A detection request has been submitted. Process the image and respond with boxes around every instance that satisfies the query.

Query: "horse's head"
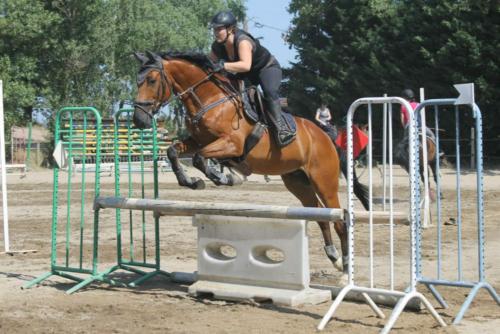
[132,51,173,129]
[133,50,234,130]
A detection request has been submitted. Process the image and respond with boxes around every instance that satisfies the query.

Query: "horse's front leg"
[167,138,205,190]
[192,136,244,186]
[192,153,242,186]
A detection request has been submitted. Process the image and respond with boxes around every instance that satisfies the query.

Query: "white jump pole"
[420,87,431,228]
[0,80,10,253]
[0,81,36,255]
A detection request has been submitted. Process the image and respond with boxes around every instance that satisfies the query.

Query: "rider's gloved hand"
[212,59,225,72]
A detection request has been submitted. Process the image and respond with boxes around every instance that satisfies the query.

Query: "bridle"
[133,61,175,121]
[134,58,243,126]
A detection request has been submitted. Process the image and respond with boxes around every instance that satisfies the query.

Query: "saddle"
[240,83,296,133]
[241,85,264,123]
[217,80,296,175]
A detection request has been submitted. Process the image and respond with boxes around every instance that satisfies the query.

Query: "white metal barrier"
[318,97,446,333]
[415,85,500,324]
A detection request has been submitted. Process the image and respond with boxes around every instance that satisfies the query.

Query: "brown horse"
[132,51,368,275]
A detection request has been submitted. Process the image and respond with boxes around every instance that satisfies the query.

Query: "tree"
[287,0,399,120]
[0,0,245,124]
[286,0,499,159]
[396,0,500,146]
[0,0,60,137]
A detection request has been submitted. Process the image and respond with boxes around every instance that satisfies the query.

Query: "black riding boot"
[265,99,295,147]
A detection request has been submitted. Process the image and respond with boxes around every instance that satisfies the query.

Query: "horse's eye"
[147,78,156,85]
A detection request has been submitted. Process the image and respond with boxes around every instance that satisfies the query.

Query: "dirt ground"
[0,166,499,333]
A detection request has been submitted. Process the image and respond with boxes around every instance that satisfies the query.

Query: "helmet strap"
[220,26,233,44]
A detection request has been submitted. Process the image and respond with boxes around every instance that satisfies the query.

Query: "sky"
[245,0,298,68]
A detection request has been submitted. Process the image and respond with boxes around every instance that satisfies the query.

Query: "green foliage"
[287,0,401,119]
[0,0,60,135]
[0,0,244,130]
[287,0,499,112]
[286,0,499,158]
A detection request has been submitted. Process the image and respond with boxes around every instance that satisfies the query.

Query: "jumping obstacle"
[190,215,330,306]
[0,80,37,255]
[24,107,168,293]
[23,107,118,293]
[95,197,344,220]
[102,109,169,287]
[318,97,446,333]
[415,85,500,324]
[94,197,349,306]
[0,80,10,254]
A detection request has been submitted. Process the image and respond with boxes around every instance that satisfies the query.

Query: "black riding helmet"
[401,88,415,100]
[211,11,237,28]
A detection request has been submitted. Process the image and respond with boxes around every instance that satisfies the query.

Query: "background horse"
[396,129,439,200]
[132,51,369,275]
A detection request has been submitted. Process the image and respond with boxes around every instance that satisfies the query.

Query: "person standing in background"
[315,103,337,141]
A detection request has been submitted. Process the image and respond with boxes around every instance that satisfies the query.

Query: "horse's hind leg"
[281,170,343,272]
[167,139,205,190]
[192,153,242,186]
[429,157,444,199]
[303,163,349,275]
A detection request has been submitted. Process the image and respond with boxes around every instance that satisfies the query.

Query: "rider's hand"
[212,59,225,72]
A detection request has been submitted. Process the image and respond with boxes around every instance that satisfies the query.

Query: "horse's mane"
[159,51,216,71]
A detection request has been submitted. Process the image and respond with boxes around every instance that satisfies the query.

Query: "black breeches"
[319,123,338,142]
[250,64,282,101]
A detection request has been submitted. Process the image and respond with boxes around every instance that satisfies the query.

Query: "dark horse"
[132,51,369,275]
[396,128,439,200]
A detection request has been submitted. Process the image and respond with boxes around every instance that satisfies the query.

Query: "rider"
[400,89,419,128]
[208,10,295,147]
[315,103,338,141]
[400,88,437,147]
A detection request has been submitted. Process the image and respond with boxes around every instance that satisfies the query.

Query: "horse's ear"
[133,52,148,64]
[146,50,162,62]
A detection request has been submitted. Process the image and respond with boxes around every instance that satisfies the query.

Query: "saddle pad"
[281,112,297,133]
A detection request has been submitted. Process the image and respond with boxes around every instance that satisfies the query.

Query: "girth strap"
[232,122,267,163]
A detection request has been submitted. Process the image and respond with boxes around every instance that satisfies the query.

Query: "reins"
[134,58,245,126]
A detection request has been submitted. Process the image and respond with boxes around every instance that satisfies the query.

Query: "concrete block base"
[188,280,331,307]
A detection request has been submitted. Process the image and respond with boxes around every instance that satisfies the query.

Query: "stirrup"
[277,130,295,147]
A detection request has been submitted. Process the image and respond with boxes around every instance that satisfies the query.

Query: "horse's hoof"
[333,257,343,272]
[227,174,243,186]
[338,273,348,286]
[189,177,205,190]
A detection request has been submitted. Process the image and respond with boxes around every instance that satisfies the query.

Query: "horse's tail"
[336,146,370,211]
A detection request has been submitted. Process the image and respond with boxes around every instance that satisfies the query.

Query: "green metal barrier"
[24,107,168,292]
[24,107,118,294]
[105,108,168,285]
